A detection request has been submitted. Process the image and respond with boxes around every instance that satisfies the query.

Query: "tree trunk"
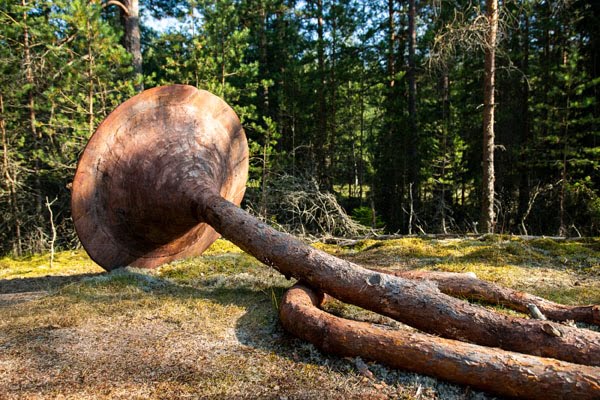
[259,5,269,217]
[480,0,498,233]
[123,0,143,92]
[385,0,405,230]
[387,0,395,90]
[379,269,600,325]
[438,66,450,233]
[407,0,416,124]
[358,67,365,203]
[199,190,600,366]
[279,284,600,400]
[315,0,330,191]
[329,9,337,191]
[407,0,418,192]
[517,12,531,233]
[87,18,95,137]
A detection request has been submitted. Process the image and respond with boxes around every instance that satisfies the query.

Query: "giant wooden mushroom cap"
[71,85,248,270]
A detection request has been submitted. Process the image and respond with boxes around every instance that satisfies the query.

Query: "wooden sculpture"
[72,85,600,399]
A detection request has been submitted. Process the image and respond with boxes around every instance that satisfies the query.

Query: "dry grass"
[1,237,599,399]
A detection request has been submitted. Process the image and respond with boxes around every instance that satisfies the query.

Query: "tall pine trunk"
[438,67,450,234]
[480,0,498,233]
[407,0,417,127]
[123,0,142,92]
[407,0,418,234]
[315,0,330,191]
[106,0,142,91]
[517,12,531,234]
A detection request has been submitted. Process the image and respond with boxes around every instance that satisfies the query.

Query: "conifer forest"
[1,0,599,256]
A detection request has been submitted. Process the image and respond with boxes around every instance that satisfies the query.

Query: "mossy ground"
[1,236,598,399]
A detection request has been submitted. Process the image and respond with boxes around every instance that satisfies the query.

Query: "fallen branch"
[203,194,600,366]
[378,269,600,326]
[73,87,600,397]
[279,284,600,400]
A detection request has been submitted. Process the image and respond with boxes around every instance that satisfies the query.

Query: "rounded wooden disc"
[72,85,248,270]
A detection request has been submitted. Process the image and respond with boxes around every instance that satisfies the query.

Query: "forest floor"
[1,236,599,399]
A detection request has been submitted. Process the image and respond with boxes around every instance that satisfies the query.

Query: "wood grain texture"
[72,85,248,269]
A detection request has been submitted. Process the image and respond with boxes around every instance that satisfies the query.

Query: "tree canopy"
[1,0,598,255]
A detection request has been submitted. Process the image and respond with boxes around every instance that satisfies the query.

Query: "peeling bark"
[279,284,600,400]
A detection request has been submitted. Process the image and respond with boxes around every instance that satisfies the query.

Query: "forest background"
[1,0,598,257]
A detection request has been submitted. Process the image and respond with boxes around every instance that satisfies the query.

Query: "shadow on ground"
[0,269,459,399]
[0,273,103,307]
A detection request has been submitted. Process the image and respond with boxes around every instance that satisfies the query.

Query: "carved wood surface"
[72,86,600,399]
[72,85,248,269]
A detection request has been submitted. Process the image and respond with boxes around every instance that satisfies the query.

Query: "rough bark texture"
[379,269,600,325]
[481,0,498,233]
[200,191,600,366]
[72,85,600,397]
[123,0,143,92]
[407,0,416,125]
[407,0,418,188]
[22,0,42,216]
[1,94,22,255]
[279,284,600,400]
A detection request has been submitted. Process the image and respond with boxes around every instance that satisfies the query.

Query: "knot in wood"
[367,273,382,286]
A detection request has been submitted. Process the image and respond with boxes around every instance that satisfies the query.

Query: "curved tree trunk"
[279,284,600,400]
[199,191,600,366]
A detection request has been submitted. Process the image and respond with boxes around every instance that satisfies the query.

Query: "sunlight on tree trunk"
[480,0,498,234]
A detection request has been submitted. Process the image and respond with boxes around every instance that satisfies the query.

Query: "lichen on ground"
[0,236,598,399]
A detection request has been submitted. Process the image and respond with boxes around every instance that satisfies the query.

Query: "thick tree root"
[279,284,600,400]
[376,269,600,325]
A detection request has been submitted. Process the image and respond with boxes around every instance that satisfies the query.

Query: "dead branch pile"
[249,174,371,237]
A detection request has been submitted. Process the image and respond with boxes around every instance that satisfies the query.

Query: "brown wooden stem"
[279,284,600,400]
[378,269,600,325]
[200,191,600,366]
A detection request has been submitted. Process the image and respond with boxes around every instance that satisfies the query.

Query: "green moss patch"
[1,236,598,399]
[0,249,103,280]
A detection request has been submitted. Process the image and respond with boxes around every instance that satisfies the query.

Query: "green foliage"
[1,0,599,257]
[0,0,134,255]
[351,206,384,229]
